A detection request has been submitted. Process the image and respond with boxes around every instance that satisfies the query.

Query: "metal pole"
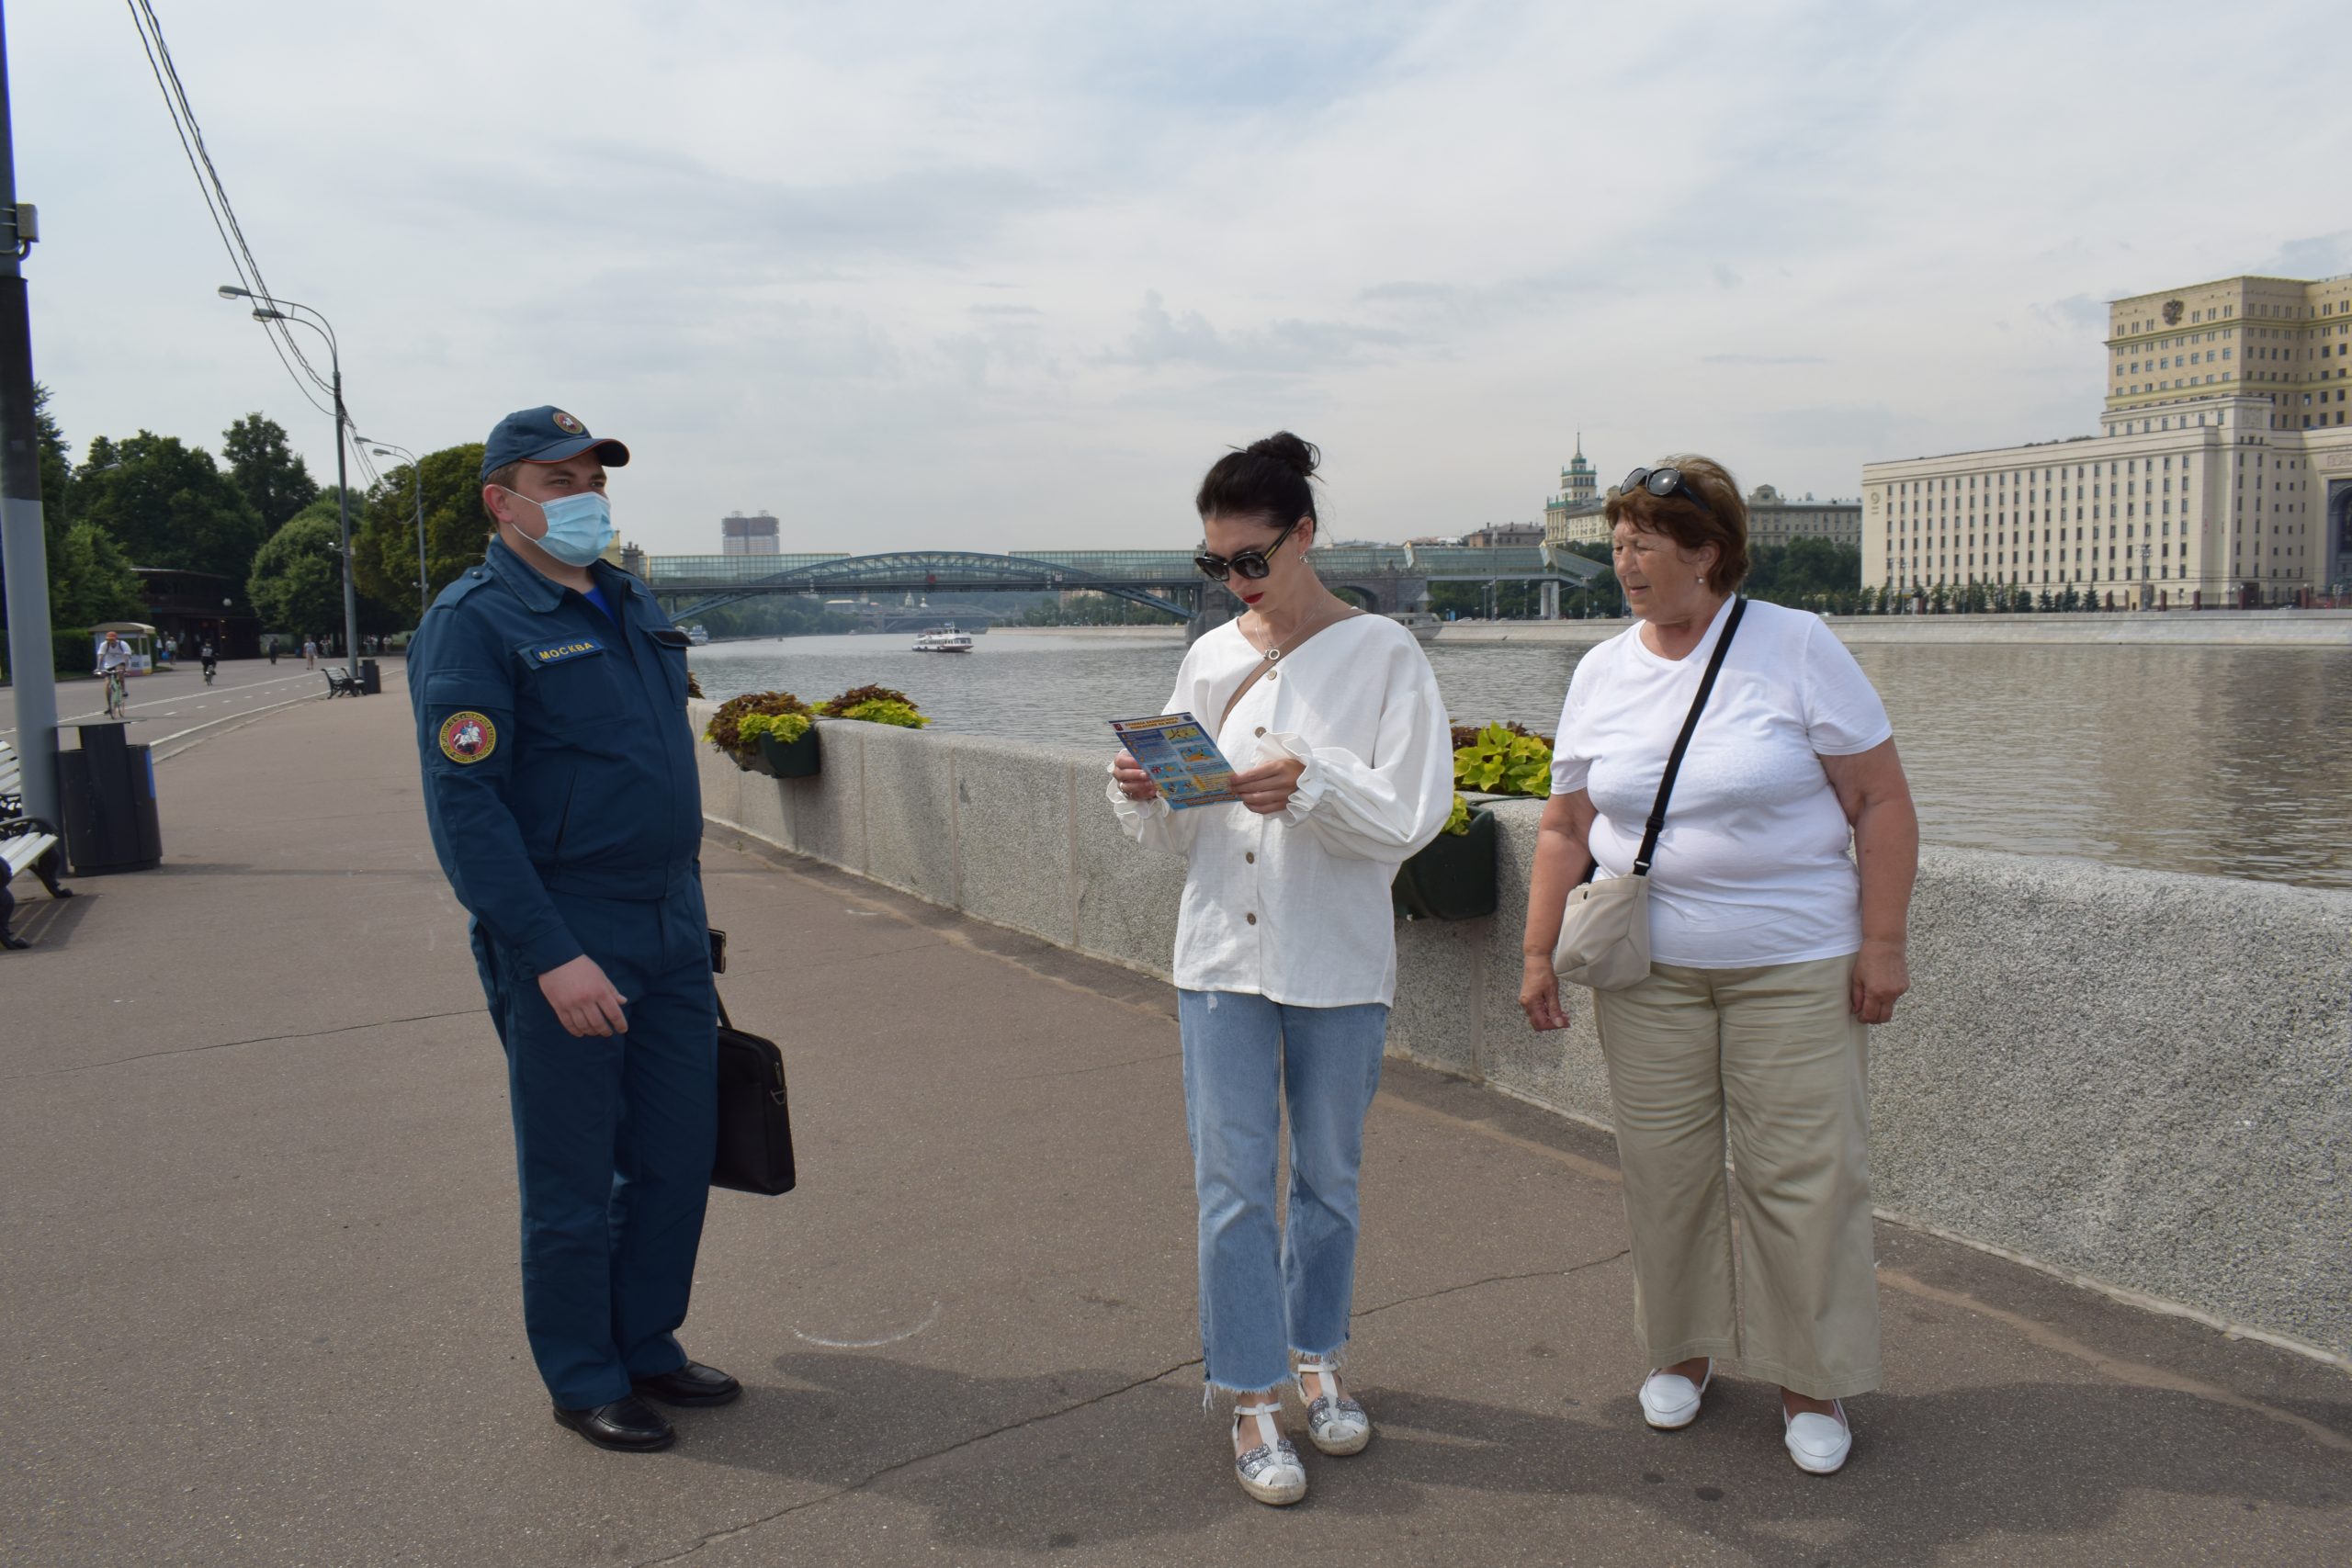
[0,4,60,824]
[329,359,361,682]
[412,460,426,623]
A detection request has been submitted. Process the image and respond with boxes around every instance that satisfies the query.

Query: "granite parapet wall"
[693,705,2352,1364]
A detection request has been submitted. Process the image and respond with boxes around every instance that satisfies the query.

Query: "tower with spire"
[1560,434,1596,507]
[1544,433,1608,545]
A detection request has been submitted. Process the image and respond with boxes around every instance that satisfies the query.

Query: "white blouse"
[1107,615,1454,1007]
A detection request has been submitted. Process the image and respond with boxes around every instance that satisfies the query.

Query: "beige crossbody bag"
[1552,597,1747,990]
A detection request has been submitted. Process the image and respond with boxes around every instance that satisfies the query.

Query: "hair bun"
[1246,431,1319,479]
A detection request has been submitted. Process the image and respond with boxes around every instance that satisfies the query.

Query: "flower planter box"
[755,728,822,779]
[1392,804,1498,921]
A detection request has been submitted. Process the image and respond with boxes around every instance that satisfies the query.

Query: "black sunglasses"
[1623,466,1707,510]
[1194,519,1302,581]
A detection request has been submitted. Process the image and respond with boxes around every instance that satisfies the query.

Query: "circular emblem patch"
[438,710,496,764]
[551,410,584,434]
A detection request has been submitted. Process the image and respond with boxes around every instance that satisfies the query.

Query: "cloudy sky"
[20,1,2351,557]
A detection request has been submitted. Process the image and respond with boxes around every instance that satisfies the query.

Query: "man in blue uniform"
[409,405,733,1452]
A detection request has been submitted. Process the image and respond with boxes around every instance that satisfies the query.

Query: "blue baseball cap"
[480,405,631,481]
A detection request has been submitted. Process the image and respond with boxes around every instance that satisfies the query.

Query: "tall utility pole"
[0,4,60,824]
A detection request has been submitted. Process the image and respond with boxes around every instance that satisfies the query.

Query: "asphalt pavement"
[0,684,2346,1566]
[0,655,365,759]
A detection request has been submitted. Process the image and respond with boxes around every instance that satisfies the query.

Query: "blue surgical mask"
[501,487,615,567]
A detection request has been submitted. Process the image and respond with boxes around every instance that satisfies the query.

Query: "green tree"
[246,502,350,643]
[352,443,494,621]
[220,412,319,532]
[51,522,146,632]
[69,430,268,582]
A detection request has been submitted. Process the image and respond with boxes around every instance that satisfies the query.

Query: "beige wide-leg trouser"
[1590,953,1881,1399]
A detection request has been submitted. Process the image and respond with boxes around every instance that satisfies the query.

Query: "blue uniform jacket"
[409,539,702,976]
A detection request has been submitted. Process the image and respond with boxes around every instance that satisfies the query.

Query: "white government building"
[1862,272,2352,608]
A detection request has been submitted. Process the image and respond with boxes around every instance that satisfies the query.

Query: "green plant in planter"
[1453,721,1554,798]
[738,711,811,746]
[705,690,812,770]
[1440,791,1473,836]
[818,684,930,728]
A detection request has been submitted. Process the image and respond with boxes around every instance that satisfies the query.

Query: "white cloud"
[18,0,2352,554]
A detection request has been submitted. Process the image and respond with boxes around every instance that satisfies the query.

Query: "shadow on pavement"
[665,1353,2347,1562]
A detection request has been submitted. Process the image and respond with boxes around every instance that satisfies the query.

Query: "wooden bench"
[0,741,71,950]
[323,665,364,698]
[0,735,22,818]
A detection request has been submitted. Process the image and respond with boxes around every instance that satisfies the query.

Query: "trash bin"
[356,658,381,695]
[57,723,163,875]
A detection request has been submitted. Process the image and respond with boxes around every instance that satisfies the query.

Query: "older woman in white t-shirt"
[1520,455,1919,1477]
[1109,432,1453,1506]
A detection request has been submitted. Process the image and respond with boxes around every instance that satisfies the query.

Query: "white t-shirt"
[1550,598,1892,969]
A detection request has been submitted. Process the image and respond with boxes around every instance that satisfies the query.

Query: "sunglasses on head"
[1193,518,1302,581]
[1623,466,1707,510]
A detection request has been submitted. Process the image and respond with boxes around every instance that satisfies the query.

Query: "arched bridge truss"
[651,551,1198,624]
[646,545,1608,624]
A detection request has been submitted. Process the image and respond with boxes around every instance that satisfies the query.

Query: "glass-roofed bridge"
[644,545,1606,624]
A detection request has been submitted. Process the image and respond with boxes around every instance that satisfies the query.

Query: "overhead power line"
[124,0,381,486]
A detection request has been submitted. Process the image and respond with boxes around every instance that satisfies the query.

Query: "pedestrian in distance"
[1519,456,1919,1477]
[199,639,217,685]
[266,635,278,665]
[302,637,317,670]
[407,405,728,1454]
[1109,433,1453,1506]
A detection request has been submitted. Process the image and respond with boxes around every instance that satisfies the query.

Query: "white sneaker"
[1232,1399,1306,1506]
[1294,1355,1371,1456]
[1637,1359,1712,1430]
[1783,1398,1851,1475]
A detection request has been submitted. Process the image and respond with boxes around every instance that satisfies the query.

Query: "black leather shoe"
[631,1360,741,1407]
[552,1394,675,1451]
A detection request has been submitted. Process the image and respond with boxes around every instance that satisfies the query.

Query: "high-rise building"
[721,512,780,555]
[1863,272,2352,608]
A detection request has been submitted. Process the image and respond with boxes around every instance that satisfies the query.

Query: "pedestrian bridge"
[645,545,1606,623]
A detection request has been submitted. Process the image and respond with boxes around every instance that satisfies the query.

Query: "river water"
[691,630,2352,891]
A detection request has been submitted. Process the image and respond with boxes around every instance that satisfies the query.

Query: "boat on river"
[684,624,710,646]
[1385,611,1442,643]
[913,623,974,653]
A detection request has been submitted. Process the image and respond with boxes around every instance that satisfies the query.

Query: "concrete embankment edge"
[1435,610,2352,648]
[693,705,2352,1368]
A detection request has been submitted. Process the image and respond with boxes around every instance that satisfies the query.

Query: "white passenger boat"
[913,623,974,653]
[685,624,711,646]
[1385,611,1442,643]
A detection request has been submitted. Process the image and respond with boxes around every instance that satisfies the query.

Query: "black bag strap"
[1632,596,1747,877]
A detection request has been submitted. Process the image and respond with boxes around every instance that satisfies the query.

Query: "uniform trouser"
[1589,953,1881,1401]
[1177,990,1389,1395]
[471,883,718,1410]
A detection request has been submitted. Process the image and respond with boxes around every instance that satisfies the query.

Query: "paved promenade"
[2,684,2346,1566]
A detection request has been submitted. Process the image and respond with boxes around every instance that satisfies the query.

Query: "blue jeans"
[1177,989,1389,1394]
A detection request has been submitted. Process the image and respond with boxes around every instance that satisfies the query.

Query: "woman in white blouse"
[1520,456,1918,1477]
[1110,432,1453,1506]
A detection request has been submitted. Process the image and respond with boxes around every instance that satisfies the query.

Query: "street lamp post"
[358,436,427,624]
[218,286,363,687]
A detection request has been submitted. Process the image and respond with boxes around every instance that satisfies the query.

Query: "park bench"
[0,739,71,951]
[323,665,364,698]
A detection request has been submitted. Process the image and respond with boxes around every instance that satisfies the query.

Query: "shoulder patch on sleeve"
[437,711,497,764]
